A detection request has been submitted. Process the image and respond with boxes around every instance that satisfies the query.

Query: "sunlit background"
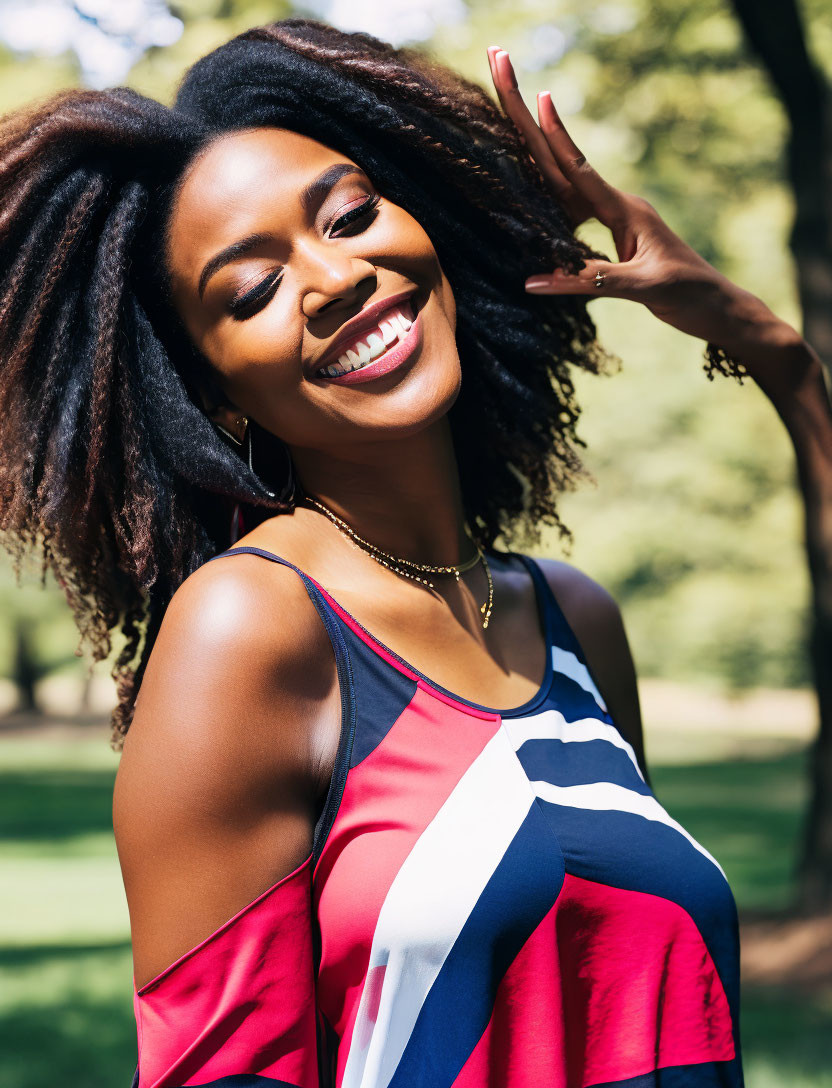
[1,1,830,1086]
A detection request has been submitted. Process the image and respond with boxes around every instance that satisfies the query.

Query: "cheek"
[382,204,448,294]
[202,308,301,397]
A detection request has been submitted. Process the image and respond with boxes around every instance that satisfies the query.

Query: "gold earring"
[214,415,248,448]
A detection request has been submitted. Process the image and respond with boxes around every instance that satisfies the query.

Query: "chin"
[357,352,462,438]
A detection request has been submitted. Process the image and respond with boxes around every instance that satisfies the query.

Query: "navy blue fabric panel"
[342,625,418,767]
[388,801,566,1088]
[538,801,742,1077]
[540,669,615,727]
[517,554,620,728]
[517,737,651,795]
[514,553,585,661]
[588,1058,741,1087]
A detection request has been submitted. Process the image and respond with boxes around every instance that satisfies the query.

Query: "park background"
[0,0,830,1085]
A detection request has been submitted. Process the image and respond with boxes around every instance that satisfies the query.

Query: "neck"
[289,419,475,567]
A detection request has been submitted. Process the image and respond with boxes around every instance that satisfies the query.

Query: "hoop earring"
[213,416,247,448]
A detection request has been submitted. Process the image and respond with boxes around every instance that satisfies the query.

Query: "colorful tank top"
[129,546,744,1088]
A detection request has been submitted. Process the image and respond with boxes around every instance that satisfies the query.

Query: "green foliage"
[0,0,825,695]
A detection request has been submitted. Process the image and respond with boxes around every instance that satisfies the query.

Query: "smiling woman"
[3,13,825,1088]
[164,126,459,448]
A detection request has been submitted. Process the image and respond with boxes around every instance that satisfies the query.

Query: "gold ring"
[593,270,606,289]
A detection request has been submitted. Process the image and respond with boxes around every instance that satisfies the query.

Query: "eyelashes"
[329,192,380,235]
[227,268,283,319]
[227,193,381,321]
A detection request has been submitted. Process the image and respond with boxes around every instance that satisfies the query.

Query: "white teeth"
[366,332,386,360]
[379,319,397,346]
[318,301,416,378]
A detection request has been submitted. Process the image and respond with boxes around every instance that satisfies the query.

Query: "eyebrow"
[197,163,367,300]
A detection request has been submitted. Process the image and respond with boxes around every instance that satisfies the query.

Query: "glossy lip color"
[318,308,423,386]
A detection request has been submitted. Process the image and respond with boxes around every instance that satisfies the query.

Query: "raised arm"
[113,555,340,1088]
[486,46,832,504]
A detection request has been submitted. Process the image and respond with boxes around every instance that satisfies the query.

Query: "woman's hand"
[486,46,802,366]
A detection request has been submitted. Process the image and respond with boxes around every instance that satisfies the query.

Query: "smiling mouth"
[314,297,418,380]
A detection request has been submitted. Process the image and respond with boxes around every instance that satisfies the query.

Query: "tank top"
[129,545,744,1088]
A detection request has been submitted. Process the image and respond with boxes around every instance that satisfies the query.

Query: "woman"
[1,18,829,1088]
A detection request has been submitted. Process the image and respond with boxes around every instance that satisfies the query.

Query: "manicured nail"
[525,277,553,290]
[495,50,517,88]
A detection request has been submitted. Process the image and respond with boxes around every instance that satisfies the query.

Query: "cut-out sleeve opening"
[133,853,322,1088]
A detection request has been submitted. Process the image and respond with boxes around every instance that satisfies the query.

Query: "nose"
[297,238,376,320]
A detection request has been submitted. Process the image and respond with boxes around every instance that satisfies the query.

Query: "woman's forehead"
[165,127,361,280]
[186,128,355,199]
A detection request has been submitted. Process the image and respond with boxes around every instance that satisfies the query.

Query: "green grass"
[1,727,830,1087]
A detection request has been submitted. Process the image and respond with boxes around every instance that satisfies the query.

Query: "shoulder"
[124,549,336,773]
[114,551,341,989]
[532,556,649,781]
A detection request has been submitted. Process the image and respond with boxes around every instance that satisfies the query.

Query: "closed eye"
[329,193,380,237]
[227,269,283,321]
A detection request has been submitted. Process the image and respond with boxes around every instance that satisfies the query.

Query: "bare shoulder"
[113,550,339,991]
[123,551,334,770]
[533,557,650,783]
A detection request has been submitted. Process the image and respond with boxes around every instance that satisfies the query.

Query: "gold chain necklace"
[303,496,494,629]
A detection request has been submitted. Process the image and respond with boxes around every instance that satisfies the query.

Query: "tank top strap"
[508,551,612,721]
[204,545,358,866]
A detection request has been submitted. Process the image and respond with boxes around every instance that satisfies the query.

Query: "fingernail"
[495,50,517,88]
[525,277,553,290]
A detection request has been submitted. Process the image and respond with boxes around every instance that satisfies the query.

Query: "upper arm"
[536,558,650,786]
[113,555,339,992]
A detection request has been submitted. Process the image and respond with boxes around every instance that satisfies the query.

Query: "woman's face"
[165,126,459,452]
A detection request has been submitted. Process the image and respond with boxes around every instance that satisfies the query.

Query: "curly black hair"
[0,18,616,749]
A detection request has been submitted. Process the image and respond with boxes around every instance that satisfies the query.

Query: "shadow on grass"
[0,768,117,844]
[741,985,832,1081]
[0,942,136,1088]
[650,747,810,911]
[0,939,131,970]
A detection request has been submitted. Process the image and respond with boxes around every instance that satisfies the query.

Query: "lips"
[317,307,423,386]
[316,304,415,379]
[312,290,418,378]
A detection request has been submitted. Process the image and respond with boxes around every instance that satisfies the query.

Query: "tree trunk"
[729,0,832,911]
[12,619,37,713]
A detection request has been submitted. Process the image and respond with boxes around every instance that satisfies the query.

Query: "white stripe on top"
[340,728,535,1088]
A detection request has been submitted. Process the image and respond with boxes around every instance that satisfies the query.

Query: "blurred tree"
[728,0,832,911]
[11,619,38,712]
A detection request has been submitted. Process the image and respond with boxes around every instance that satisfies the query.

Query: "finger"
[524,261,635,298]
[487,48,575,205]
[536,92,625,226]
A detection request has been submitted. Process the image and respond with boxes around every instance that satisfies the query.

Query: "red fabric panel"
[312,684,500,1076]
[454,872,735,1087]
[134,854,319,1088]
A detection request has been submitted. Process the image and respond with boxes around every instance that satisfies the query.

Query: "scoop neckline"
[311,549,556,719]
